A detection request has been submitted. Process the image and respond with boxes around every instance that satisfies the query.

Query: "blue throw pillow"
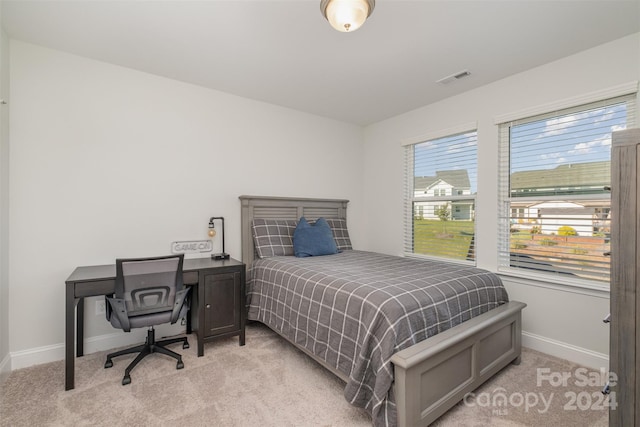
[293,217,339,257]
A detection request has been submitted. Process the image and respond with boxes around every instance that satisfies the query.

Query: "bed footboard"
[391,301,526,427]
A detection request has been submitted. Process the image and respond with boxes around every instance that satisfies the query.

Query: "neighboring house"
[527,201,595,236]
[510,161,611,236]
[510,161,610,197]
[414,170,474,220]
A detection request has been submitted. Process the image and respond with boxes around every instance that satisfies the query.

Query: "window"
[404,127,477,262]
[498,93,636,284]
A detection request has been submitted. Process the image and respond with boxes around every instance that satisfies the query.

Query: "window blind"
[497,93,637,284]
[404,129,478,262]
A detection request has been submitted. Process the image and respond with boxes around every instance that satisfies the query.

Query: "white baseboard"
[10,325,184,370]
[0,352,10,375]
[7,328,607,372]
[10,342,66,370]
[522,331,609,369]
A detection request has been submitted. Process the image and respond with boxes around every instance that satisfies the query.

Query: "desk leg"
[196,281,204,357]
[239,273,246,346]
[186,308,192,335]
[197,331,204,357]
[65,284,78,391]
[77,298,84,357]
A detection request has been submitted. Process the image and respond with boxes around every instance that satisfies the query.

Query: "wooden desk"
[65,257,245,390]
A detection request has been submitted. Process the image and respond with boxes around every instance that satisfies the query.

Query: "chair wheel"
[183,342,189,349]
[122,375,131,386]
[176,360,184,370]
[105,360,113,369]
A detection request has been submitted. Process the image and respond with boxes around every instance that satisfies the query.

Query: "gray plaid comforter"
[247,250,508,426]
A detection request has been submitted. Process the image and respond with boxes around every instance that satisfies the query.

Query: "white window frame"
[496,84,638,290]
[402,123,478,264]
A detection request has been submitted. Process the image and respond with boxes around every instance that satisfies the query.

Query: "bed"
[239,195,526,427]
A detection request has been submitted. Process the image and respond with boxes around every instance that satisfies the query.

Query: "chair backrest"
[115,254,184,318]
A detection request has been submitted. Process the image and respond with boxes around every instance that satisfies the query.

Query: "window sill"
[403,252,475,267]
[403,253,610,298]
[497,268,610,299]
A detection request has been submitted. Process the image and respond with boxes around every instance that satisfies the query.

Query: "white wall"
[0,6,10,376]
[362,33,640,368]
[8,41,364,365]
[7,31,640,372]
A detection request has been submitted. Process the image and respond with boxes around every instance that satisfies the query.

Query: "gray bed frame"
[239,195,526,426]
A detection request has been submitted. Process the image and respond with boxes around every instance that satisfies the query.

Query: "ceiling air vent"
[437,70,471,85]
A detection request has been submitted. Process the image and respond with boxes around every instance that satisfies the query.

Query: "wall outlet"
[95,299,106,316]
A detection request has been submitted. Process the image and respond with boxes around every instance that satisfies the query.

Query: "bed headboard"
[239,195,349,269]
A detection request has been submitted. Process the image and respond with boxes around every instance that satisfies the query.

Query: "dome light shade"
[320,0,375,32]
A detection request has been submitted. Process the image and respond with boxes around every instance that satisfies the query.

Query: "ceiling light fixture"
[320,0,375,32]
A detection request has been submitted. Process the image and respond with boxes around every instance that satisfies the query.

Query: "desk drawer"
[183,271,198,284]
[75,273,198,298]
[75,280,115,298]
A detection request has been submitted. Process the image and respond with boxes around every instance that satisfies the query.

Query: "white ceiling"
[2,0,639,126]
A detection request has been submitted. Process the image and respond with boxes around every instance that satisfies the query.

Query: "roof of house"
[510,161,610,195]
[415,170,471,190]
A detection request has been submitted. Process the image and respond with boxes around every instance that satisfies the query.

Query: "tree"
[529,225,541,240]
[558,225,577,242]
[558,225,577,236]
[435,205,450,234]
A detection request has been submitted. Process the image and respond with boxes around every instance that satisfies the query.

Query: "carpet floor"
[0,323,609,426]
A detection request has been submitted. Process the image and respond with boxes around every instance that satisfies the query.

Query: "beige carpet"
[0,323,609,426]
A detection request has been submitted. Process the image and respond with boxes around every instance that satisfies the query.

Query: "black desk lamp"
[208,216,230,260]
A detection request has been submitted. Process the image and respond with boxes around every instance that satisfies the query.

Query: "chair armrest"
[171,288,191,324]
[106,296,131,332]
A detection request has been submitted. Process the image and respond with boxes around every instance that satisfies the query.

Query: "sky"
[413,100,629,196]
[510,102,628,174]
[414,131,478,193]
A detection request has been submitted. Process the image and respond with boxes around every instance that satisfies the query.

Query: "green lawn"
[413,220,609,281]
[413,219,475,260]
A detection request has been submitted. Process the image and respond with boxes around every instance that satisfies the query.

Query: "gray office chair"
[104,254,191,385]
